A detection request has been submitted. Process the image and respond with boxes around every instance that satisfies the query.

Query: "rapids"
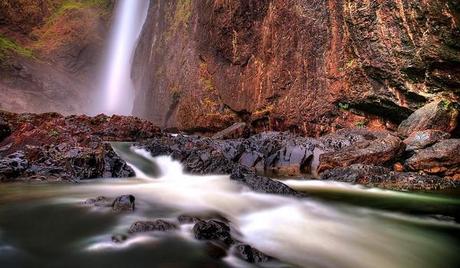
[0,143,459,268]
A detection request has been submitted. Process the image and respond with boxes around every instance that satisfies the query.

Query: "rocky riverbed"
[1,99,459,192]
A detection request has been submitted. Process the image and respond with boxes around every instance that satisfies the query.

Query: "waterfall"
[95,0,149,115]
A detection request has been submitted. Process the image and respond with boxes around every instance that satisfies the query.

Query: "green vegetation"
[51,0,111,19]
[168,0,192,36]
[0,36,34,60]
[440,100,452,110]
[338,102,350,110]
[355,120,368,128]
[48,129,60,137]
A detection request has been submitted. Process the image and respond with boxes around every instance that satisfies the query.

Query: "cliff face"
[0,0,113,114]
[133,0,459,136]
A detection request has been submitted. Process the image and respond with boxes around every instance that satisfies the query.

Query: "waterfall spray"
[95,0,149,115]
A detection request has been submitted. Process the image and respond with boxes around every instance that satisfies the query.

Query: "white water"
[68,145,459,268]
[94,0,149,115]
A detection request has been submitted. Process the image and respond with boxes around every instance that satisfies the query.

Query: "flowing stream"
[94,0,149,115]
[0,143,459,268]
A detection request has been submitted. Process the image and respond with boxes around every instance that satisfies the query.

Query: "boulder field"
[1,99,459,191]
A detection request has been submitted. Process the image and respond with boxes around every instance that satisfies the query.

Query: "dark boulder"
[0,118,11,142]
[405,139,460,179]
[317,129,403,173]
[230,167,303,197]
[128,219,178,234]
[178,215,202,224]
[403,130,451,152]
[112,195,136,212]
[233,243,272,264]
[320,164,457,191]
[204,241,228,259]
[82,196,113,207]
[111,234,129,243]
[192,220,233,247]
[398,100,459,137]
[0,151,29,182]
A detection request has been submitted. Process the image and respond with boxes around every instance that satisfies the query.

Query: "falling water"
[95,0,149,115]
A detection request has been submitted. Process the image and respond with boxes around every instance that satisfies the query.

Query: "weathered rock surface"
[0,118,11,142]
[192,220,234,247]
[0,151,28,182]
[233,243,273,264]
[403,130,451,152]
[405,139,460,179]
[320,164,457,191]
[212,122,250,140]
[0,0,113,115]
[112,195,136,212]
[82,196,113,208]
[398,100,459,137]
[317,129,404,173]
[133,0,460,136]
[0,112,161,182]
[128,220,178,234]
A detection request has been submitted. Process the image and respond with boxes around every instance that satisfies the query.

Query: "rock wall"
[133,0,460,136]
[0,0,114,114]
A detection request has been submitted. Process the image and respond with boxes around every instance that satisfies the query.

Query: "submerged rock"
[405,139,460,179]
[82,196,113,208]
[192,220,233,247]
[128,219,178,234]
[403,130,451,152]
[398,100,459,137]
[320,164,457,191]
[112,195,136,212]
[204,241,228,259]
[178,215,202,224]
[233,243,273,263]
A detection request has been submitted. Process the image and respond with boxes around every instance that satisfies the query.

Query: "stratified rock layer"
[133,0,460,136]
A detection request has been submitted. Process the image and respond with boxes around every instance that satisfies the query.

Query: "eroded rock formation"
[0,0,114,114]
[133,0,460,136]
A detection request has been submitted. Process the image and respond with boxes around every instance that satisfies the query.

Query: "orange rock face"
[133,0,459,136]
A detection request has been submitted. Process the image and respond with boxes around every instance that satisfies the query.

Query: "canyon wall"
[133,0,460,136]
[0,0,113,114]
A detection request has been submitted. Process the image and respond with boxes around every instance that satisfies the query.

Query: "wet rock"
[267,143,315,176]
[82,196,113,207]
[112,195,136,212]
[234,243,272,263]
[230,167,303,197]
[0,151,29,182]
[102,144,135,178]
[111,234,129,243]
[204,241,228,259]
[0,112,160,183]
[317,129,403,173]
[0,118,11,142]
[405,139,460,179]
[403,130,451,152]
[128,219,178,234]
[212,122,250,140]
[320,164,457,191]
[178,215,202,224]
[192,220,233,247]
[398,100,459,137]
